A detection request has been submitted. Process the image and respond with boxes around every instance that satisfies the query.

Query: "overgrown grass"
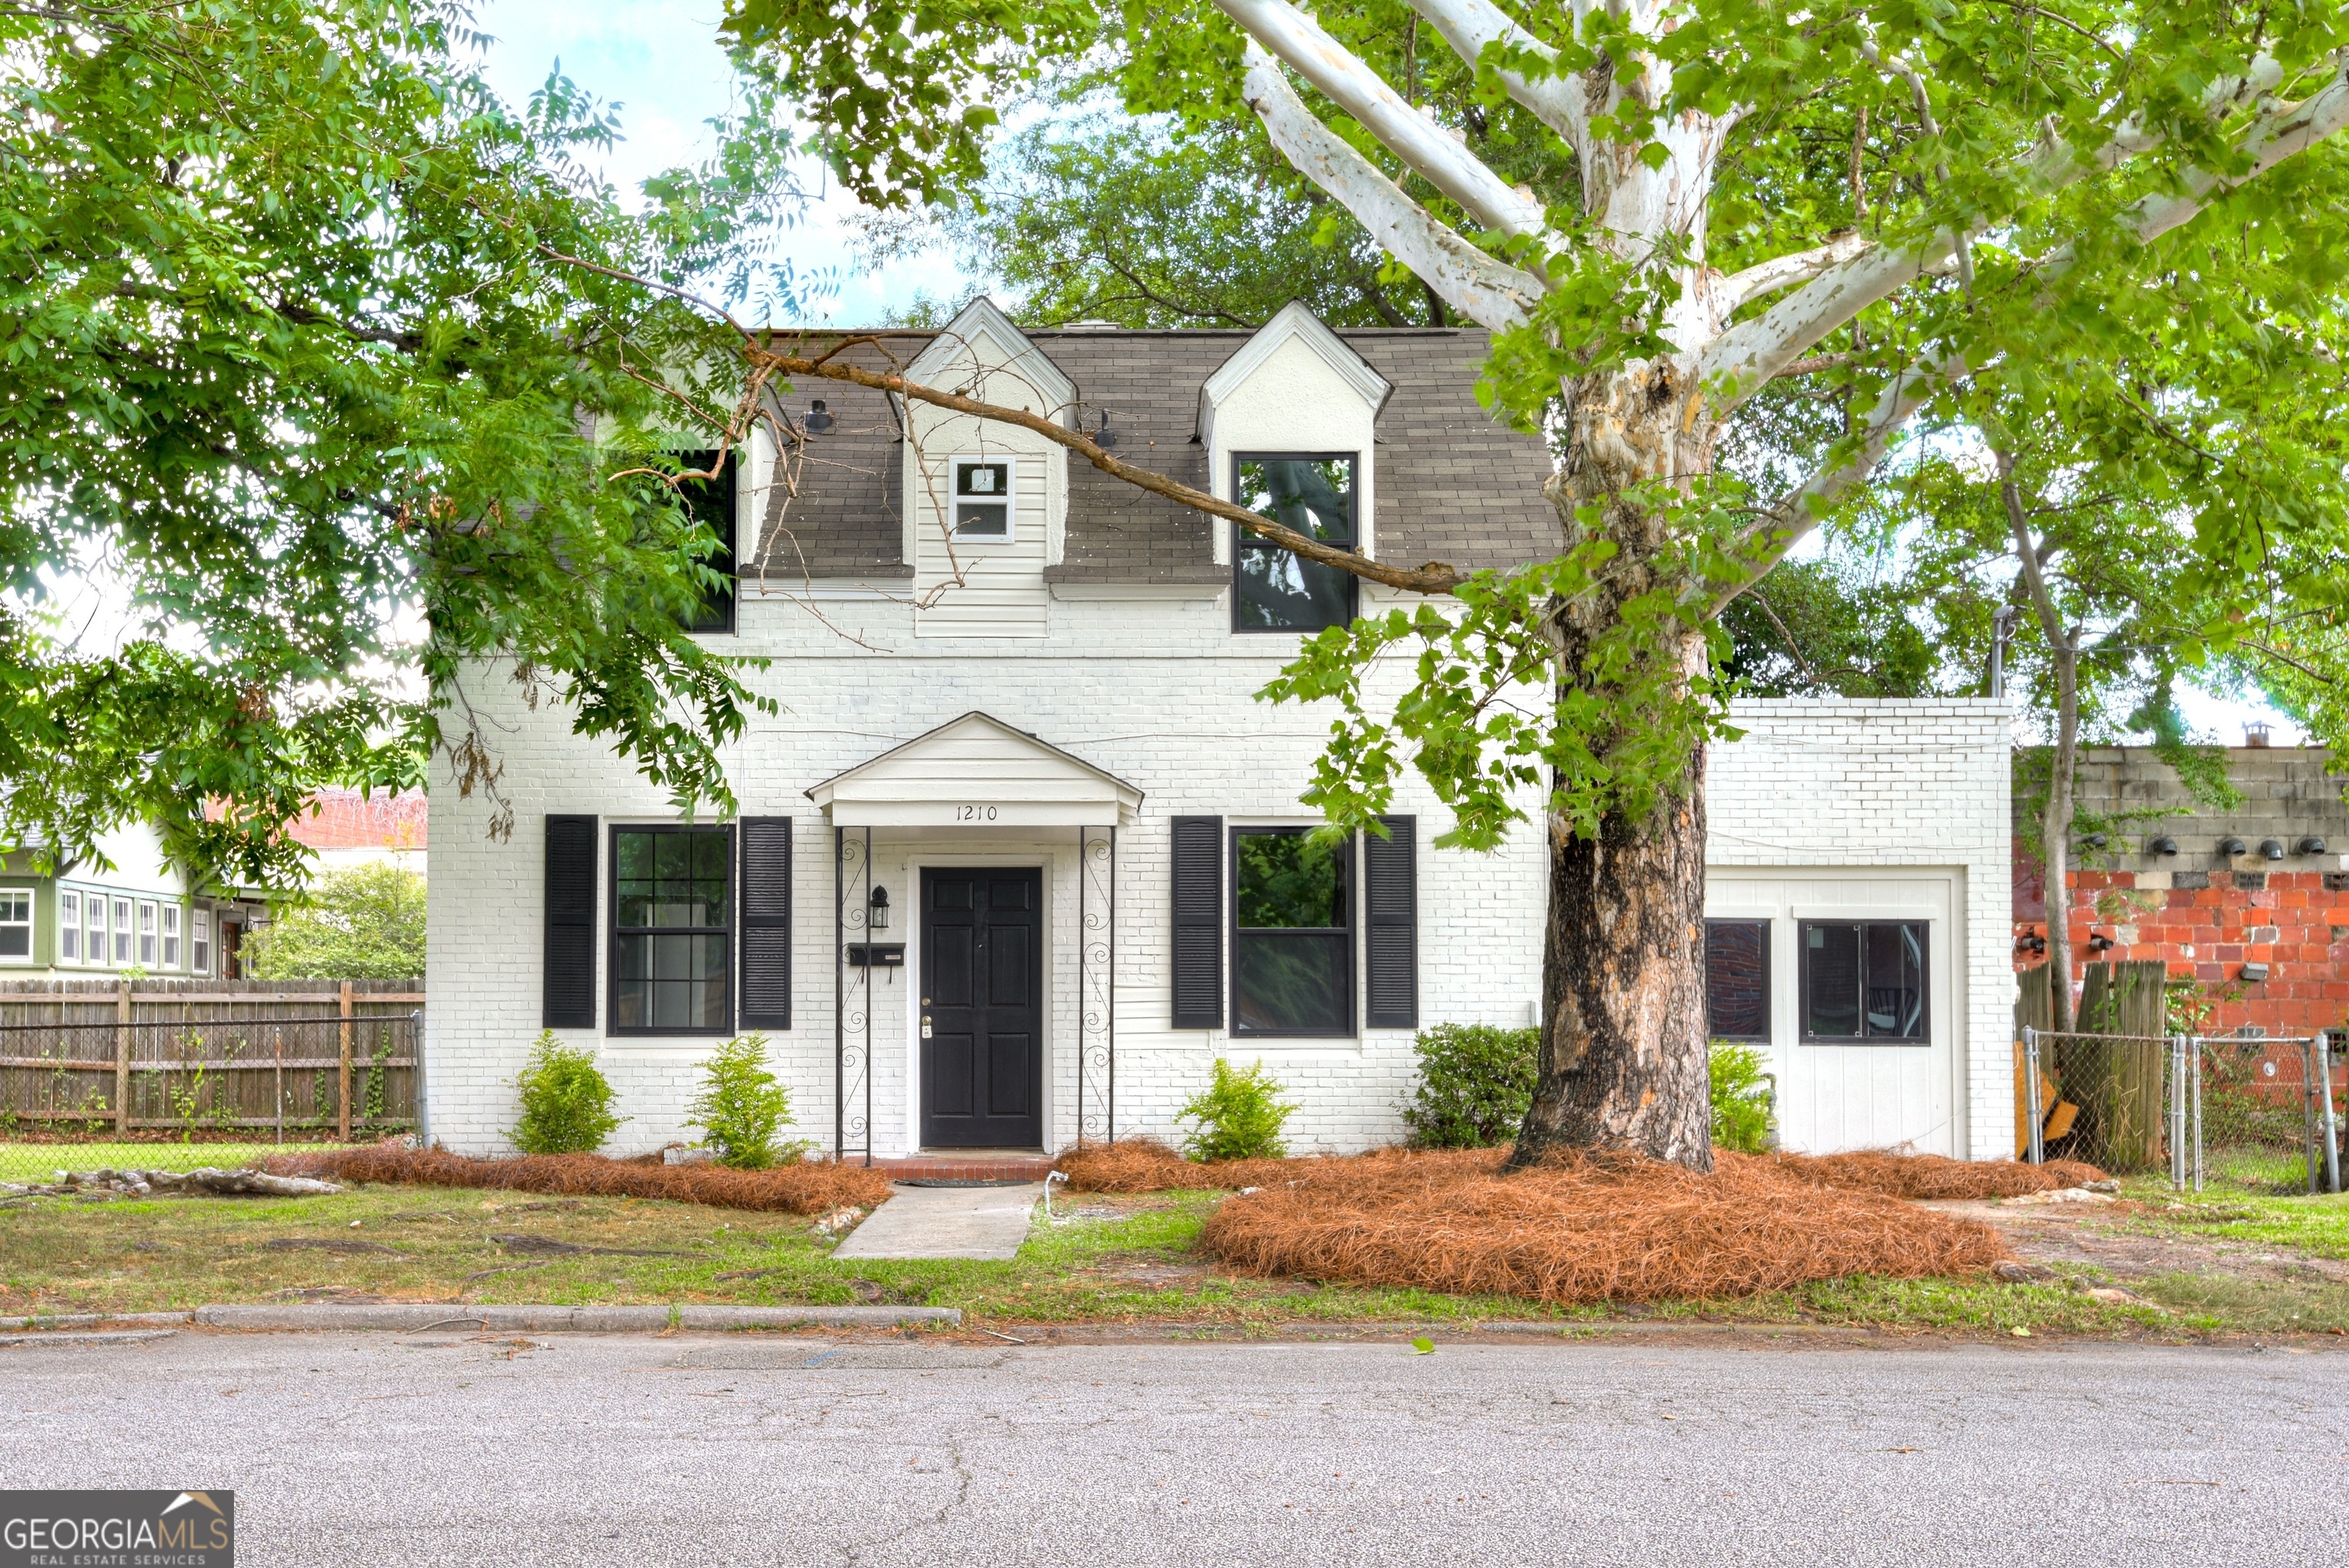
[2,1179,2339,1337]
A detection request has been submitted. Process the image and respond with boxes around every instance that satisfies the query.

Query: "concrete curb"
[0,1312,193,1330]
[0,1330,178,1348]
[193,1303,962,1333]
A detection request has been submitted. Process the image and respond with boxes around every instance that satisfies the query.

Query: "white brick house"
[424,301,2014,1163]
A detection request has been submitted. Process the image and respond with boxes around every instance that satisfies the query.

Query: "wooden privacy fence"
[0,979,421,1140]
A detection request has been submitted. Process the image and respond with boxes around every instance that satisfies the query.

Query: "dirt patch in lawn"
[1936,1198,2349,1287]
[1200,1147,2008,1305]
[264,1147,892,1216]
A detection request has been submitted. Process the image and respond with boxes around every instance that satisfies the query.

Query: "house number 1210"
[955,805,999,822]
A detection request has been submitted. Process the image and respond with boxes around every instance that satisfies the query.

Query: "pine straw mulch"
[1197,1147,2013,1305]
[1763,1149,2107,1200]
[261,1147,894,1216]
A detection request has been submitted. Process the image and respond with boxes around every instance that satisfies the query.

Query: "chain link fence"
[2020,1027,2344,1194]
[0,1010,420,1188]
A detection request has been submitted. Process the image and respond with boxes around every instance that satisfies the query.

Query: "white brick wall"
[426,597,2009,1161]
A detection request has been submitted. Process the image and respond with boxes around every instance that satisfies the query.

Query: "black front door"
[921,868,1043,1149]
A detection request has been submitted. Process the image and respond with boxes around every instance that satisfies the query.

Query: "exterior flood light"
[2147,836,2179,856]
[2297,836,2328,855]
[2079,832,2108,850]
[2240,962,2270,982]
[867,885,890,930]
[2260,838,2286,861]
[2219,836,2248,856]
[805,399,834,434]
[1093,412,1118,450]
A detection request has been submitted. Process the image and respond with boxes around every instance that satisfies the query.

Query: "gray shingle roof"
[751,326,1558,583]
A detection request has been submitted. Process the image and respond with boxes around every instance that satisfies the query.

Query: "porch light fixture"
[867,885,890,931]
[2260,838,2286,861]
[805,399,834,434]
[2297,836,2328,855]
[1093,411,1117,450]
[2219,836,2248,856]
[2146,835,2179,856]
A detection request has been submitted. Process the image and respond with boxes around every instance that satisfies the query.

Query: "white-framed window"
[162,904,182,969]
[59,891,80,963]
[950,455,1016,541]
[112,898,132,964]
[193,908,213,976]
[86,894,107,968]
[137,901,158,966]
[0,888,31,961]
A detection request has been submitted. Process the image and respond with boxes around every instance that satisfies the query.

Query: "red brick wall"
[2016,868,2349,1036]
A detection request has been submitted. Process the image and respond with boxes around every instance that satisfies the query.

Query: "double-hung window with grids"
[610,826,733,1034]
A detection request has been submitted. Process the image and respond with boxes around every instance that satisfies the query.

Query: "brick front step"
[863,1154,1057,1183]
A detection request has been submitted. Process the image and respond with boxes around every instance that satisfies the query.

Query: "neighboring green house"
[0,822,270,980]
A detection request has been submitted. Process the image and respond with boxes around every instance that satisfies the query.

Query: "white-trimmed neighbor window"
[60,891,80,963]
[162,904,183,969]
[950,456,1015,541]
[86,894,107,968]
[0,889,31,960]
[138,901,158,966]
[112,898,132,964]
[193,909,213,976]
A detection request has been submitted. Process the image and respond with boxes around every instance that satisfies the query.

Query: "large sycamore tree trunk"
[1522,734,1711,1166]
[1514,370,1720,1169]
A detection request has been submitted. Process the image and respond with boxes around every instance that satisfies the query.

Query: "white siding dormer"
[1199,303,1391,564]
[901,299,1074,638]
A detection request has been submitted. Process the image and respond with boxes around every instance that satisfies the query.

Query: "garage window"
[1704,920,1770,1041]
[1799,920,1928,1043]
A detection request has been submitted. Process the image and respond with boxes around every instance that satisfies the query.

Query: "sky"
[469,0,961,324]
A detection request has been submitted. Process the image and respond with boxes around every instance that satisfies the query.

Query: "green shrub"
[1709,1040,1776,1154]
[511,1031,625,1154]
[1402,1022,1540,1148]
[685,1034,799,1169]
[1177,1058,1296,1161]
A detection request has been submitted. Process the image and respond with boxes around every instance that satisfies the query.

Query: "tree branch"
[1696,53,2325,408]
[756,342,1465,595]
[1239,44,1542,332]
[1717,232,1871,312]
[1404,0,1588,157]
[1711,352,1970,615]
[1217,0,1548,240]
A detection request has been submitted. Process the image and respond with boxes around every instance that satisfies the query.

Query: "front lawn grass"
[2119,1183,2349,1263]
[0,1180,2333,1338]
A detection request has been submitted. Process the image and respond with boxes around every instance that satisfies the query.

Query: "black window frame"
[1703,917,1772,1043]
[1797,919,1931,1045]
[677,449,737,635]
[607,822,736,1038]
[1228,824,1356,1040]
[1230,451,1361,635]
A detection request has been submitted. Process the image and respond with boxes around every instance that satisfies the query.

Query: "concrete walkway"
[830,1181,1042,1261]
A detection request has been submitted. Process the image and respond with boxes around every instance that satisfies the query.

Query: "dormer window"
[954,457,1014,540]
[1233,453,1359,632]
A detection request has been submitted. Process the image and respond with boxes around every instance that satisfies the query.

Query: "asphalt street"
[4,1329,2344,1566]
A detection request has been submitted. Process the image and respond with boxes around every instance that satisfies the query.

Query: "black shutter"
[1169,816,1224,1030]
[739,817,793,1029]
[1363,814,1418,1029]
[542,815,597,1028]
